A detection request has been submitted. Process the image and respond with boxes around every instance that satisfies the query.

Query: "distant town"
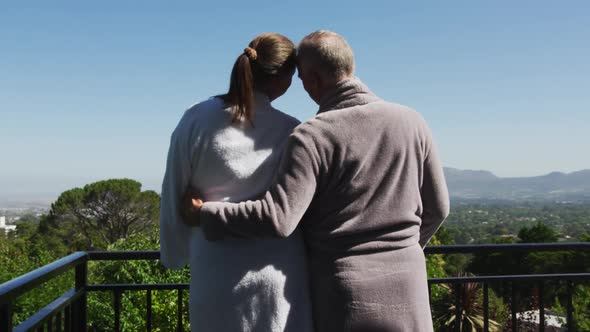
[0,206,48,234]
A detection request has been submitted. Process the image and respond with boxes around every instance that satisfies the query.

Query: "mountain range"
[444,168,590,202]
[2,169,590,209]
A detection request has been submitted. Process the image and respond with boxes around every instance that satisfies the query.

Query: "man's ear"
[311,71,325,103]
[311,71,322,91]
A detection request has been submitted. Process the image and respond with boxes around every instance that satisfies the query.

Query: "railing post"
[177,289,183,332]
[454,283,461,332]
[1,302,13,332]
[511,281,518,332]
[65,305,71,332]
[483,282,489,332]
[114,289,122,332]
[73,257,88,331]
[567,281,574,332]
[538,281,545,332]
[146,290,152,332]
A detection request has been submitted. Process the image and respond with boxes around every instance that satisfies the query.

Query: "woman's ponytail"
[225,52,255,123]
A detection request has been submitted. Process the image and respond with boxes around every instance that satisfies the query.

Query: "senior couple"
[160,30,449,332]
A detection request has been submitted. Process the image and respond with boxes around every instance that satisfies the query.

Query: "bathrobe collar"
[318,77,380,114]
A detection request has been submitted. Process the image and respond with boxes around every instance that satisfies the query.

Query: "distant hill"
[444,168,590,202]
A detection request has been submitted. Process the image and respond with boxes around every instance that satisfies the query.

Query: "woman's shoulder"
[171,97,229,137]
[183,97,226,120]
[180,96,229,124]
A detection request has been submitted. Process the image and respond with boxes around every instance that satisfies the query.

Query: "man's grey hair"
[297,30,354,80]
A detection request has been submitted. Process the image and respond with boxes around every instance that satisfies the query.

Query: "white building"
[517,309,566,331]
[0,216,17,234]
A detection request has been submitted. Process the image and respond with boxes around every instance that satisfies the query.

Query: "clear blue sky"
[1,1,589,197]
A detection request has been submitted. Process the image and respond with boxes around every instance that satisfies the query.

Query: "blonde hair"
[221,33,296,122]
[297,30,354,81]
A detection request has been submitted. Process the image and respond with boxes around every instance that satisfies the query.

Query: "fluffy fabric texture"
[201,78,450,332]
[159,93,313,332]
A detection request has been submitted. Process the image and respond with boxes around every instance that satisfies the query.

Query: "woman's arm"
[159,118,194,269]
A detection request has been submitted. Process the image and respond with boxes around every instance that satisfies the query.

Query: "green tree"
[43,179,160,250]
[518,222,558,243]
[435,226,454,245]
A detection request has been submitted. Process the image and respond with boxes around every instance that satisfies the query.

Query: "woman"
[159,33,313,332]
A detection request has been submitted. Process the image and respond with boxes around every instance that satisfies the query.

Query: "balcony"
[1,243,589,332]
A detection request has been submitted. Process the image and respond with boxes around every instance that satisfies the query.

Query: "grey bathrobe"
[201,78,450,332]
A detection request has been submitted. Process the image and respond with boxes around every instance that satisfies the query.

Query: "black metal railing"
[0,252,88,332]
[426,243,590,332]
[1,243,589,332]
[86,250,188,332]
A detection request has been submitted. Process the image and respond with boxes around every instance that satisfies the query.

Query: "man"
[184,30,449,332]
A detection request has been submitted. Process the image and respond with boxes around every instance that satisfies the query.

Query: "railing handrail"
[14,288,83,332]
[429,272,590,284]
[88,283,190,291]
[0,252,88,302]
[425,242,590,254]
[87,250,160,260]
[83,243,590,261]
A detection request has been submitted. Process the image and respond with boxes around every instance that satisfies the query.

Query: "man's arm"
[419,132,450,248]
[200,132,319,241]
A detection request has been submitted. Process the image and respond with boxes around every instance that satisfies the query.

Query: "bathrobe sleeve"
[200,130,318,241]
[159,113,194,269]
[418,125,450,248]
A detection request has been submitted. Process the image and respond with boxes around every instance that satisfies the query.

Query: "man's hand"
[180,187,204,227]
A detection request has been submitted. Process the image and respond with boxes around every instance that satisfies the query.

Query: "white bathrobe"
[159,93,313,332]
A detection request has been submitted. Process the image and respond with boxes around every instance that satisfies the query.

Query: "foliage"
[87,229,190,332]
[552,284,590,331]
[434,226,455,246]
[1,225,189,331]
[433,274,502,332]
[426,233,448,302]
[0,234,70,325]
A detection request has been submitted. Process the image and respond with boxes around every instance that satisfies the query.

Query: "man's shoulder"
[269,107,301,130]
[303,100,421,125]
[368,100,429,126]
[293,115,330,137]
[382,100,414,111]
[286,116,329,151]
[292,101,427,144]
[373,100,420,115]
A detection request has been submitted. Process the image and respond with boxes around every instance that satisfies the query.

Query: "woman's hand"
[180,187,204,227]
